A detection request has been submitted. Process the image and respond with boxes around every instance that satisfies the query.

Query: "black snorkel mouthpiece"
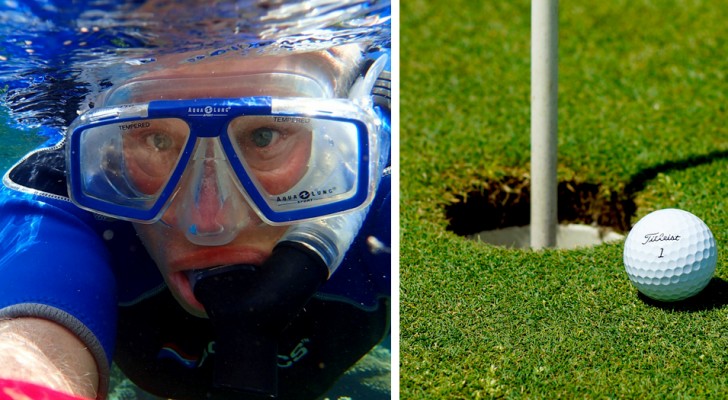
[190,241,328,398]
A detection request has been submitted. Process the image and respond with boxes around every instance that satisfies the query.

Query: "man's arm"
[0,318,98,399]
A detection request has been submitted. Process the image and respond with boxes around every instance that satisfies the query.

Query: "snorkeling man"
[0,43,391,400]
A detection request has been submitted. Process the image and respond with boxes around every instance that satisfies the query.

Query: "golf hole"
[445,176,635,250]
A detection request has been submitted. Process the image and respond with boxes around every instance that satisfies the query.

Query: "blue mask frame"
[66,96,380,225]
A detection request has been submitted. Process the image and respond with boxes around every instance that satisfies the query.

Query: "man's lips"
[171,271,206,313]
[167,246,269,271]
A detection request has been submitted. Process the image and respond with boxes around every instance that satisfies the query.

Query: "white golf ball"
[623,208,717,302]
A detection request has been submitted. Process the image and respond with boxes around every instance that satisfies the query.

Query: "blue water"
[0,1,391,398]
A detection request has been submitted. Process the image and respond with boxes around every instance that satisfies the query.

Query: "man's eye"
[250,127,278,148]
[147,133,173,150]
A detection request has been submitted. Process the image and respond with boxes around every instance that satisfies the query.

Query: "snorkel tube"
[188,55,390,398]
[188,244,328,398]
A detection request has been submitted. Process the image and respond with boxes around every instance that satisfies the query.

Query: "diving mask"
[66,95,382,242]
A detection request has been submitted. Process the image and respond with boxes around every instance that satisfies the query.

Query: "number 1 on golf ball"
[624,208,717,302]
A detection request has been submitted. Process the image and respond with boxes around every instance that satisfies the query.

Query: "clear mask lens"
[226,115,363,218]
[76,117,191,211]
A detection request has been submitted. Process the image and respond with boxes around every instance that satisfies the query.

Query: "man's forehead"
[103,73,331,104]
[101,45,363,104]
[142,46,358,79]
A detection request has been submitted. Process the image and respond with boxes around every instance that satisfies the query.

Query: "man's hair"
[319,44,366,97]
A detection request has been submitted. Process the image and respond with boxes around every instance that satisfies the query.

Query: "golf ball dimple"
[623,208,717,302]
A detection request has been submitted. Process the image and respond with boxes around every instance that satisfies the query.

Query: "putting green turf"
[400,0,728,398]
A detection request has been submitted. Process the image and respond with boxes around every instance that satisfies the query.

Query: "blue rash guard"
[0,133,391,399]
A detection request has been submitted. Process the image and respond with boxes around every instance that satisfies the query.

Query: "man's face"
[120,47,361,317]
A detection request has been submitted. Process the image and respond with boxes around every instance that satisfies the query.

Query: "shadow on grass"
[445,150,728,237]
[625,150,728,197]
[638,277,728,312]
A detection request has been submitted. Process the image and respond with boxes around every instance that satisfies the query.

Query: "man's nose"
[187,157,230,235]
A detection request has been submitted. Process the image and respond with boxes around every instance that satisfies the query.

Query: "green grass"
[400,0,728,398]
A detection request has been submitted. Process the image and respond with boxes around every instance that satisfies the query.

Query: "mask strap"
[372,68,391,111]
[348,54,389,104]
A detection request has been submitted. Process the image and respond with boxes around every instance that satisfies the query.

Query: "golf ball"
[624,208,717,302]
